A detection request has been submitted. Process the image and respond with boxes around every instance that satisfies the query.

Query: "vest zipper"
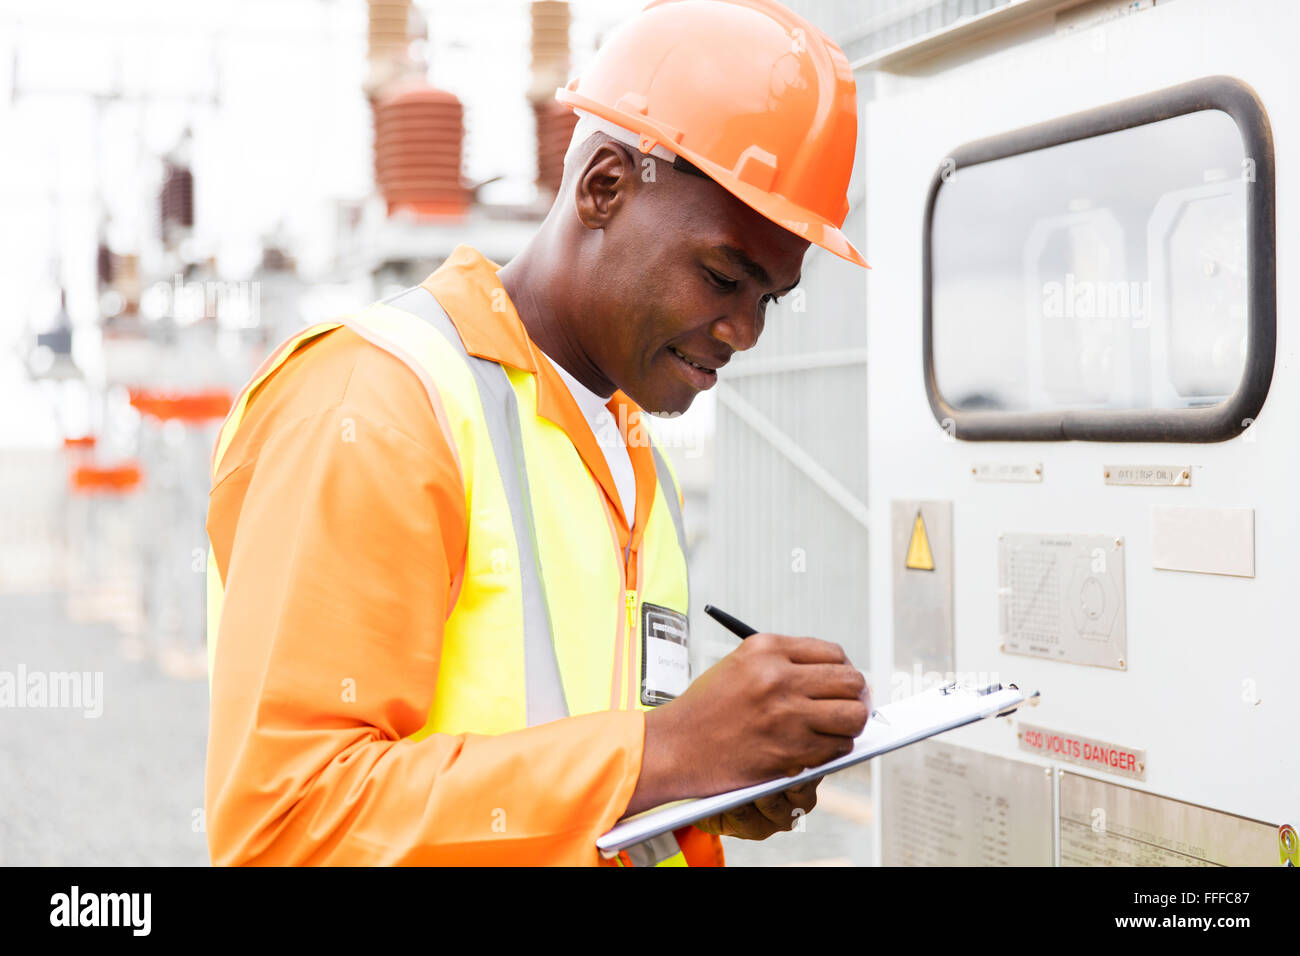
[625,588,637,708]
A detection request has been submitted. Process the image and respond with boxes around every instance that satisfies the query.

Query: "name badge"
[640,602,690,706]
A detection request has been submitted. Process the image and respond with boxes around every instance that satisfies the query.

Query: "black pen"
[703,603,888,725]
[703,603,757,638]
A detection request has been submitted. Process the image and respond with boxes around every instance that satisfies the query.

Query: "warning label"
[905,511,934,570]
[1017,721,1146,781]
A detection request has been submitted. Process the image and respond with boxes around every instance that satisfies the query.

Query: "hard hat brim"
[556,89,869,270]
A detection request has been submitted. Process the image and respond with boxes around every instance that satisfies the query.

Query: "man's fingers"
[753,783,818,830]
[752,793,793,827]
[695,812,726,837]
[706,779,828,839]
[785,775,824,799]
[790,662,867,701]
[804,697,870,739]
[759,634,852,665]
[783,731,856,771]
[722,801,781,840]
[780,778,821,814]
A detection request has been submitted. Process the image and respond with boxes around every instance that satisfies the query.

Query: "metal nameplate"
[1017,721,1146,780]
[891,500,954,677]
[998,532,1127,670]
[881,740,1054,866]
[973,462,1042,483]
[1059,772,1279,866]
[1104,464,1190,486]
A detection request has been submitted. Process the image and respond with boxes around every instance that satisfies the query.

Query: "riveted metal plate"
[998,532,1127,670]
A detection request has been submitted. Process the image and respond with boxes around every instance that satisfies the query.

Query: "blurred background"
[0,0,896,866]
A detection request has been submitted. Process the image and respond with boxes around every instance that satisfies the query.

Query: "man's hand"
[695,778,823,840]
[626,634,869,818]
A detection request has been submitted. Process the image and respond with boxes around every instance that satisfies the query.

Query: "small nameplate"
[972,463,1042,483]
[1104,465,1190,486]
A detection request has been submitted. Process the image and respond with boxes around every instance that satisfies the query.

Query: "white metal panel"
[862,0,1299,864]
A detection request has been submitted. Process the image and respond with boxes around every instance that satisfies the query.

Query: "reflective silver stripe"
[624,830,685,867]
[387,286,568,727]
[650,445,689,616]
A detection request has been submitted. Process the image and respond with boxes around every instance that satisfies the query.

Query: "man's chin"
[645,406,691,420]
[619,382,694,419]
[642,391,695,419]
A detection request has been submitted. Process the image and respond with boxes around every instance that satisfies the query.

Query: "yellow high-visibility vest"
[206,281,696,867]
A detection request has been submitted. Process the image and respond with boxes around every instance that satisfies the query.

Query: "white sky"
[0,0,649,444]
[0,0,643,311]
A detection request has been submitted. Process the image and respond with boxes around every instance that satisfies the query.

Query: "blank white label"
[1150,506,1254,577]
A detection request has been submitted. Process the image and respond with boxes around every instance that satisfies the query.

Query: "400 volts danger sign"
[1017,722,1147,781]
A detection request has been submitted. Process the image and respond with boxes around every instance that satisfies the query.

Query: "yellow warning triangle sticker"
[905,511,934,570]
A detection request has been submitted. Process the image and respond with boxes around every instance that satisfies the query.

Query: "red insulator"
[533,100,578,195]
[372,84,470,219]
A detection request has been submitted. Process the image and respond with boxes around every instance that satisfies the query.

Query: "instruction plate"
[998,532,1127,670]
[882,740,1054,866]
[1060,773,1279,866]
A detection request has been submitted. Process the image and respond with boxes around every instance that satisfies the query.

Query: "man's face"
[583,152,810,416]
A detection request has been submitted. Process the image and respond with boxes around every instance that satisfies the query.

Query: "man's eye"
[762,292,784,306]
[705,268,739,292]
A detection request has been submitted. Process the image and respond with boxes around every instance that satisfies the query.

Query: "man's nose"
[710,304,765,353]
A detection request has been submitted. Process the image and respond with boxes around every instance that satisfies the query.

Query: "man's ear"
[573,142,637,230]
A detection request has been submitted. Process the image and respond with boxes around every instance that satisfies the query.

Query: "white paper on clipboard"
[597,680,1038,858]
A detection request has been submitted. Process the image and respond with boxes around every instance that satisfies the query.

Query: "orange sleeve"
[204,328,645,865]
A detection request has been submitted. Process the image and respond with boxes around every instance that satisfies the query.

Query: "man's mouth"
[667,345,719,389]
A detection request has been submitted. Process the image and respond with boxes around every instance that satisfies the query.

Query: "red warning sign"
[1017,722,1146,780]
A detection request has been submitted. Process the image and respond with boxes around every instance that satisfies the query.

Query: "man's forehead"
[625,147,807,287]
[707,240,804,291]
[716,244,772,285]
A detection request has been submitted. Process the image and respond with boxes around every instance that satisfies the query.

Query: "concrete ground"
[0,592,872,867]
[0,594,210,866]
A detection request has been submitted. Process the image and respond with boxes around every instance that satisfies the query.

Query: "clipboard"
[597,680,1038,858]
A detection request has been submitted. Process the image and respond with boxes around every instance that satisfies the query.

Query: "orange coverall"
[204,256,724,866]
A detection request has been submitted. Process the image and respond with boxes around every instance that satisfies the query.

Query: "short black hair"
[671,153,708,179]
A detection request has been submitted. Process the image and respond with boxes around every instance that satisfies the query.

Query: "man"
[204,0,870,866]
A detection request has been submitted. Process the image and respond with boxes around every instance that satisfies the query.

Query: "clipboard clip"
[936,679,1040,715]
[995,683,1041,717]
[937,680,1003,696]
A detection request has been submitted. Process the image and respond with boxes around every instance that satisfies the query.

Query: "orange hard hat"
[556,0,867,268]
